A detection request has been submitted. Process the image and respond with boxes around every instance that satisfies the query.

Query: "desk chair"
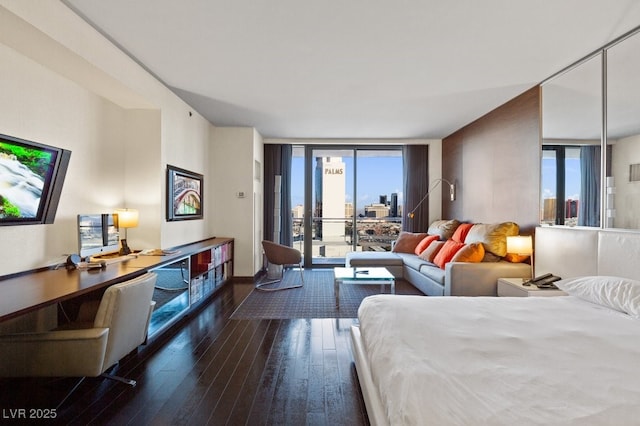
[0,272,157,405]
[257,240,304,291]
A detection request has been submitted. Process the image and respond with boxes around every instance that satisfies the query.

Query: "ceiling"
[63,0,640,140]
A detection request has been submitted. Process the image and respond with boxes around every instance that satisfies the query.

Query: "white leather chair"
[0,272,157,385]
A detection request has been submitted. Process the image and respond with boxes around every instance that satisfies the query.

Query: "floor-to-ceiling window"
[291,145,402,267]
[541,145,583,225]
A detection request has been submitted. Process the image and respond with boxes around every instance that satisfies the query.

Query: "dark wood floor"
[0,280,369,425]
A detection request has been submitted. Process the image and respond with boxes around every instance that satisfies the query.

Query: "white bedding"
[358,294,640,425]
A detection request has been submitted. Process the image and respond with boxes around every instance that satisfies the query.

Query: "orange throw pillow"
[392,232,428,253]
[419,240,445,262]
[504,253,530,263]
[414,235,440,255]
[451,223,474,243]
[433,240,465,269]
[451,242,485,263]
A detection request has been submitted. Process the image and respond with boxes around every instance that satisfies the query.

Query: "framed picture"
[166,165,203,221]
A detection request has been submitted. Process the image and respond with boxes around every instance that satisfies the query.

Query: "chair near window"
[258,240,304,291]
[0,272,157,405]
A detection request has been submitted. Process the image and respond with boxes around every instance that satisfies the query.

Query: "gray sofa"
[346,251,530,296]
[345,220,532,296]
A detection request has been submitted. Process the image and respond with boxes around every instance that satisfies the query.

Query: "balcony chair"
[0,272,157,406]
[257,240,304,291]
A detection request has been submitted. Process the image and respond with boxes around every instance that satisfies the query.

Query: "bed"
[351,227,640,425]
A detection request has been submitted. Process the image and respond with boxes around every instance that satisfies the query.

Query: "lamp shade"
[506,235,533,255]
[115,209,139,229]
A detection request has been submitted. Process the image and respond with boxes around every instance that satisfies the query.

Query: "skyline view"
[291,150,403,217]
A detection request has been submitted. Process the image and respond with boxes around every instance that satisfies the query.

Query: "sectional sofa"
[346,219,531,296]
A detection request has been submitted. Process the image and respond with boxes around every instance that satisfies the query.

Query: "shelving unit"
[147,238,234,337]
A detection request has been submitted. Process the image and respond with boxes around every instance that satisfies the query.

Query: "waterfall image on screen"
[0,133,71,225]
[0,142,52,219]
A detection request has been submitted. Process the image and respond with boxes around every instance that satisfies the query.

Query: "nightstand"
[497,277,567,297]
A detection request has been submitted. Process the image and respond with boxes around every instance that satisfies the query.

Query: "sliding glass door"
[291,145,402,267]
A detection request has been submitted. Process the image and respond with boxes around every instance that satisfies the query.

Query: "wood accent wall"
[442,86,541,234]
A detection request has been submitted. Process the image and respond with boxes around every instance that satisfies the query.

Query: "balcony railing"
[292,217,402,259]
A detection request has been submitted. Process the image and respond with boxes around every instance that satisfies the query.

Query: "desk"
[0,237,232,323]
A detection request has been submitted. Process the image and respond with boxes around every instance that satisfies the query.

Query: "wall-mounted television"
[0,133,71,226]
[77,214,120,258]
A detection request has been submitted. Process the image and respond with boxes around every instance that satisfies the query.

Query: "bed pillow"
[392,232,428,253]
[433,240,465,269]
[419,240,445,262]
[414,235,440,255]
[555,276,640,318]
[450,242,485,263]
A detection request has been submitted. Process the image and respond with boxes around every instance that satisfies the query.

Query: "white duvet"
[358,294,640,425]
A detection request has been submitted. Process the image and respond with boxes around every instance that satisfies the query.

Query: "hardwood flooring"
[0,280,369,425]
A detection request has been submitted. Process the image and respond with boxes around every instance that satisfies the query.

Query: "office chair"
[0,272,157,406]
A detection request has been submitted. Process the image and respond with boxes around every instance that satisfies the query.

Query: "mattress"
[357,294,640,425]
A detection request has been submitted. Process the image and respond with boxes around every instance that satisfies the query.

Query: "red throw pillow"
[433,240,465,269]
[392,232,428,254]
[414,235,440,255]
[451,223,474,243]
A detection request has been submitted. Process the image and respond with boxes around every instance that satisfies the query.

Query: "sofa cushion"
[451,242,485,263]
[419,263,446,285]
[419,240,445,262]
[392,232,428,253]
[346,251,403,267]
[414,235,440,255]
[465,222,520,257]
[433,240,465,269]
[396,253,432,271]
[427,219,461,240]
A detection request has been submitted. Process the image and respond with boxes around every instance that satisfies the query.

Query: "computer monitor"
[77,213,120,258]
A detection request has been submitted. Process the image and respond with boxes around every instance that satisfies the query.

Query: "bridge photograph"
[167,165,203,221]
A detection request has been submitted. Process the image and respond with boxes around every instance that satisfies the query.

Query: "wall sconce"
[114,208,139,255]
[506,235,534,279]
[407,178,456,219]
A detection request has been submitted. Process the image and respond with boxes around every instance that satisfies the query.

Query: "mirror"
[541,28,640,230]
[541,54,602,227]
[607,31,640,229]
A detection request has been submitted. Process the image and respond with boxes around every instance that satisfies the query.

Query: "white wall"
[0,2,217,275]
[212,127,262,277]
[611,134,640,229]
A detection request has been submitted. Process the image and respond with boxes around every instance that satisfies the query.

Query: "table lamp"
[115,208,139,255]
[506,235,534,280]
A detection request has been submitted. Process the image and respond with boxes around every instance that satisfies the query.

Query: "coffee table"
[333,267,395,308]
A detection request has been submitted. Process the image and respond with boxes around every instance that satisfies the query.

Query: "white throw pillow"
[555,276,640,318]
